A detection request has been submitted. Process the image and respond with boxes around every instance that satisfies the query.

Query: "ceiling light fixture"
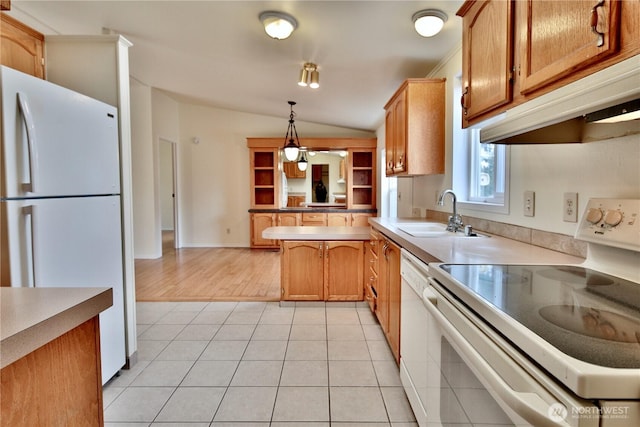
[283,101,302,161]
[259,11,298,40]
[412,9,448,37]
[297,150,308,171]
[298,63,320,89]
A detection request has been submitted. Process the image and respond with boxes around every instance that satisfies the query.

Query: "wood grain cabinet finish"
[458,0,639,129]
[283,161,306,179]
[458,0,514,121]
[0,13,45,78]
[377,238,401,364]
[0,317,103,427]
[518,0,621,94]
[364,230,380,313]
[281,240,364,301]
[250,213,278,249]
[277,212,301,226]
[250,149,279,209]
[384,79,445,177]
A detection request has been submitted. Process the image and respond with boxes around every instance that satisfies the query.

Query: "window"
[452,76,510,214]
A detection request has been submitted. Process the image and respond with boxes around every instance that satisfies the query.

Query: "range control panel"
[575,198,640,251]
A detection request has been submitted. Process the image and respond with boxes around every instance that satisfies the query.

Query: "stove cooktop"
[440,264,640,369]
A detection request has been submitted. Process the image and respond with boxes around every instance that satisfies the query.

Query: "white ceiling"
[10,1,463,131]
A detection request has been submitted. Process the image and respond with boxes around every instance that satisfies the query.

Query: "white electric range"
[424,198,640,426]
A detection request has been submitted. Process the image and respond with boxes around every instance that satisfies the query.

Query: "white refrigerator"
[1,65,126,384]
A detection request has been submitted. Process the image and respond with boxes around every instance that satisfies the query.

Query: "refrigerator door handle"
[22,205,36,287]
[17,92,38,193]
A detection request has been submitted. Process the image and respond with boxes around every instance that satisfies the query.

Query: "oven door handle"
[423,283,572,427]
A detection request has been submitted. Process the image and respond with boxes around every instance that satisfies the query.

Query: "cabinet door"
[281,241,324,300]
[327,213,350,226]
[250,213,277,248]
[376,242,390,332]
[385,91,407,175]
[519,0,621,94]
[351,213,372,227]
[385,240,402,363]
[325,241,364,301]
[459,0,514,122]
[0,14,45,79]
[278,213,300,226]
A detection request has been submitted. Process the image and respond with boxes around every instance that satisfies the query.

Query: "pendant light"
[283,101,301,162]
[297,151,308,171]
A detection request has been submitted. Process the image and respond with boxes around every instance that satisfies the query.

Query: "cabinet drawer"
[302,212,327,225]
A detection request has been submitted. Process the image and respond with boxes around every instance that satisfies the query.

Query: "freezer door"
[1,66,120,198]
[2,195,126,383]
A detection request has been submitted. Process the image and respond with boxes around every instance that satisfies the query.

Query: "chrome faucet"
[437,189,464,232]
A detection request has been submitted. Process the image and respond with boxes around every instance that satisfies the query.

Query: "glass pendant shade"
[284,142,299,161]
[297,152,308,171]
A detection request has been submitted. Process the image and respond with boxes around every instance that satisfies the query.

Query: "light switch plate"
[524,191,535,217]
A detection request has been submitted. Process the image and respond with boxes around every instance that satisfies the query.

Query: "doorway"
[159,138,179,252]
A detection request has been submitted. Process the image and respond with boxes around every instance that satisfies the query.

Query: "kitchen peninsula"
[263,226,370,301]
[1,287,112,427]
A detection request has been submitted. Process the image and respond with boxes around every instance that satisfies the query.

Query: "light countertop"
[369,217,585,265]
[263,226,371,241]
[1,287,112,368]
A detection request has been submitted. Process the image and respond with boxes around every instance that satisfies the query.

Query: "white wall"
[404,44,640,236]
[176,103,373,248]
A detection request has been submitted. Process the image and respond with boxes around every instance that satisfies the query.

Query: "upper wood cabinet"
[518,0,621,94]
[458,0,514,121]
[458,0,640,128]
[384,79,445,177]
[283,161,306,179]
[0,13,45,78]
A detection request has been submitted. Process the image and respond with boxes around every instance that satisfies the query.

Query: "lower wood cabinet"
[250,213,278,249]
[378,238,401,363]
[281,240,364,301]
[1,317,103,426]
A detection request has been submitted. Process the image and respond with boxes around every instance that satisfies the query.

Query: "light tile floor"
[103,301,418,427]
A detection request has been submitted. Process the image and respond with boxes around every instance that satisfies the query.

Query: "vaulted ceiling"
[10,1,463,131]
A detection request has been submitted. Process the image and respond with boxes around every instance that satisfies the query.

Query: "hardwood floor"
[134,232,281,302]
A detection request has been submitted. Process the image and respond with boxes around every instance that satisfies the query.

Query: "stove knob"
[603,209,623,227]
[585,208,603,224]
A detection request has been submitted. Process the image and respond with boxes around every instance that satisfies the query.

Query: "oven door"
[423,278,599,427]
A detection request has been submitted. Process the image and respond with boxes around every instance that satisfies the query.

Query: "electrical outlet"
[412,207,422,218]
[563,192,578,222]
[524,191,535,217]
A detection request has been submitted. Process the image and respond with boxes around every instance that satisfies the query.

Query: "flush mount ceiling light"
[298,63,320,89]
[259,11,298,40]
[412,9,448,37]
[283,101,302,161]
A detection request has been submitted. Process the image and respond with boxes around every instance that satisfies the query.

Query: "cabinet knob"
[590,0,606,47]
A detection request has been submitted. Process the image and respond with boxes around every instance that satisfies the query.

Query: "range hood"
[480,55,640,144]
